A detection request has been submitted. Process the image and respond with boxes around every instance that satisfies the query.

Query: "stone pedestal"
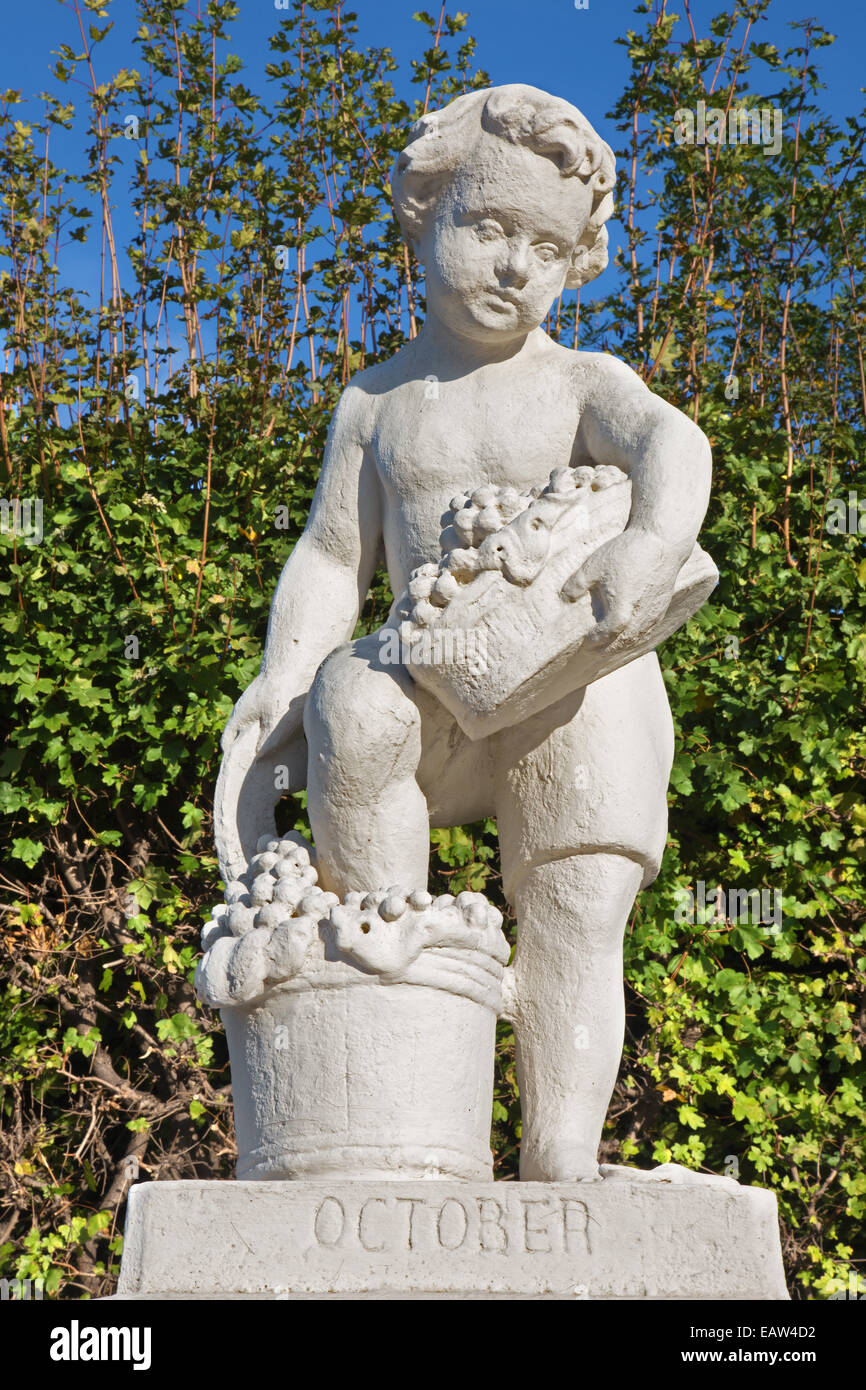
[115,1177,789,1300]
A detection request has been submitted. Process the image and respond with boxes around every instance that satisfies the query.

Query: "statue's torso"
[366,342,587,594]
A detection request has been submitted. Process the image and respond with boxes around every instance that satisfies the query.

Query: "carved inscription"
[310,1192,590,1257]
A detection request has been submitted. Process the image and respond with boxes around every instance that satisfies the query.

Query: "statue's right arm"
[249,382,381,728]
[215,384,381,881]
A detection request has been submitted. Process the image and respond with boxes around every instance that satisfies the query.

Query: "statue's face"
[415,137,593,344]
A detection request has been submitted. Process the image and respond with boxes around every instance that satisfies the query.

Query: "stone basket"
[388,463,719,739]
[195,835,510,1182]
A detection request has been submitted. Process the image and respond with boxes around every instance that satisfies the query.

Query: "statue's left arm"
[563,353,713,646]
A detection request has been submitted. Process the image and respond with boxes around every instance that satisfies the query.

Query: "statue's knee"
[305,644,420,788]
[305,646,359,751]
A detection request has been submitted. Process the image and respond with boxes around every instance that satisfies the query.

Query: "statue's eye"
[533,243,560,264]
[474,220,503,242]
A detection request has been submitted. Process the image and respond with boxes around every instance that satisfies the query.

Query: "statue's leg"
[508,850,642,1181]
[493,652,675,1180]
[304,634,427,895]
[304,633,491,896]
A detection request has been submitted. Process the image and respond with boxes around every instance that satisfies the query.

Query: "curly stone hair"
[391,84,617,290]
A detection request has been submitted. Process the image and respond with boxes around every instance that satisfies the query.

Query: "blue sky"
[4,1,863,128]
[1,1,863,342]
[352,0,865,128]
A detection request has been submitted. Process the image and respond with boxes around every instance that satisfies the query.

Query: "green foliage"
[0,0,862,1301]
[574,0,865,1299]
[0,0,489,1299]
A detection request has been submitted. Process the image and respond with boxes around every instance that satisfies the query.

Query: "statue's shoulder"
[344,346,416,401]
[560,348,651,408]
[534,338,639,383]
[327,349,416,445]
[566,347,642,381]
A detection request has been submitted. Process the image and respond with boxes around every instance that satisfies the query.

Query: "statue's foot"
[599,1162,740,1189]
[519,1140,602,1183]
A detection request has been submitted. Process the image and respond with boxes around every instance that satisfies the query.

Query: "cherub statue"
[214,85,713,1182]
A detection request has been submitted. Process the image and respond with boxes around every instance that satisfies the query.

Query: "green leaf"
[11,837,44,867]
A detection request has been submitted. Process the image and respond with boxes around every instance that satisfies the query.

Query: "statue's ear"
[393,193,426,265]
[565,224,609,290]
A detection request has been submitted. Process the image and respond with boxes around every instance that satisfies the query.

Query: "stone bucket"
[196,836,510,1181]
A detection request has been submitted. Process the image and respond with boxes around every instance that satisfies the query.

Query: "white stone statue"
[110,83,791,1300]
[206,84,718,1185]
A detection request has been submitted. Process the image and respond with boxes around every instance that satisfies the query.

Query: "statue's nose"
[497,241,531,288]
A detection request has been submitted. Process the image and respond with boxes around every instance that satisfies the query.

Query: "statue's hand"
[216,672,308,884]
[560,527,683,650]
[221,670,302,760]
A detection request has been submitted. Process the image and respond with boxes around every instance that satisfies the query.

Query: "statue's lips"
[481,290,522,310]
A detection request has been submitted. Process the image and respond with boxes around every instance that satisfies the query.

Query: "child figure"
[215,85,712,1182]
